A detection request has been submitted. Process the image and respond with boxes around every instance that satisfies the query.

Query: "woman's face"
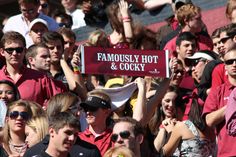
[161,91,177,118]
[171,64,184,86]
[0,83,15,104]
[25,125,39,147]
[7,106,29,133]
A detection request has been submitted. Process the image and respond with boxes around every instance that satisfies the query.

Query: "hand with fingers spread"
[119,0,129,18]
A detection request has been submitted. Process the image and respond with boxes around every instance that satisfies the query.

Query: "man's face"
[84,107,109,126]
[224,50,236,77]
[1,40,25,67]
[31,47,50,72]
[187,13,203,33]
[220,31,236,53]
[212,37,224,55]
[192,58,208,83]
[176,40,196,60]
[61,0,77,11]
[112,122,139,152]
[38,0,49,15]
[50,125,78,153]
[30,23,48,44]
[62,35,75,57]
[20,3,39,21]
[46,40,63,64]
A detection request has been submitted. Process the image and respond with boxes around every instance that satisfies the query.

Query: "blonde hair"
[87,29,110,47]
[177,4,201,26]
[26,116,48,142]
[226,0,236,21]
[104,146,135,157]
[27,101,46,118]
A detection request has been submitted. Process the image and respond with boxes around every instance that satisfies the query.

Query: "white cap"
[29,18,48,30]
[186,52,215,61]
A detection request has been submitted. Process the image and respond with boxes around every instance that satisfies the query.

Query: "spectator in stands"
[24,92,101,157]
[0,31,59,106]
[111,117,144,157]
[0,80,20,105]
[2,100,32,156]
[52,10,73,29]
[156,94,215,156]
[226,0,236,23]
[107,0,133,49]
[79,89,113,156]
[156,0,192,49]
[61,0,86,29]
[38,0,50,16]
[29,18,49,47]
[57,27,76,63]
[211,27,224,56]
[42,31,86,97]
[34,112,80,157]
[203,48,236,157]
[211,23,236,89]
[164,4,213,55]
[3,0,58,48]
[25,116,48,148]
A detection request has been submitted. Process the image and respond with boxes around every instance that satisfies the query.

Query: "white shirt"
[3,13,59,48]
[66,9,86,30]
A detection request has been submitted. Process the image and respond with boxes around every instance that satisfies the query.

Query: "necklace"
[9,141,27,155]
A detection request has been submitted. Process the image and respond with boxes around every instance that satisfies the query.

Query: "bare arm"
[132,77,147,123]
[205,106,226,128]
[143,0,172,10]
[119,0,133,43]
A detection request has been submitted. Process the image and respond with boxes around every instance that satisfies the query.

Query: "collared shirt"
[203,81,236,157]
[79,128,113,156]
[0,66,64,106]
[3,13,59,48]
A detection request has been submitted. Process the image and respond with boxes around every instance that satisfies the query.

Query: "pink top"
[203,81,236,157]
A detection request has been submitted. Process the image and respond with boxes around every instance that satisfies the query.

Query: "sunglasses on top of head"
[4,47,24,54]
[111,130,131,142]
[9,111,29,121]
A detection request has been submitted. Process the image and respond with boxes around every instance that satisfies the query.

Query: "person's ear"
[136,134,144,144]
[176,46,180,54]
[0,48,5,57]
[232,35,236,43]
[27,57,34,65]
[49,128,55,137]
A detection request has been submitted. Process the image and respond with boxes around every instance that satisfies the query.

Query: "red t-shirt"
[0,66,66,106]
[79,128,113,156]
[203,81,236,157]
[164,33,213,58]
[211,63,228,89]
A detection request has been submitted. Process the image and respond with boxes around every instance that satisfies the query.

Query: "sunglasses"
[174,69,184,75]
[9,111,29,120]
[41,3,48,9]
[224,58,236,65]
[58,23,71,28]
[4,47,24,54]
[111,131,131,142]
[83,106,99,112]
[220,36,233,44]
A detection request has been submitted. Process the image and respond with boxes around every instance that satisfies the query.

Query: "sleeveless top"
[174,120,215,157]
[108,36,129,49]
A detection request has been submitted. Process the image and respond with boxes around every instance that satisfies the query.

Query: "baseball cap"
[175,0,192,10]
[80,96,111,110]
[29,18,48,31]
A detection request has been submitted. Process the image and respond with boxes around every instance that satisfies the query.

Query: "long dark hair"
[0,80,21,102]
[188,97,206,131]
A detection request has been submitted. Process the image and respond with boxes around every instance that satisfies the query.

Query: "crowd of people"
[0,0,236,157]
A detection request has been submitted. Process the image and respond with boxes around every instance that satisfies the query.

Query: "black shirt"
[23,135,101,157]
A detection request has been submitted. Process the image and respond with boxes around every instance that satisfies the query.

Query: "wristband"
[73,66,80,74]
[122,16,130,20]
